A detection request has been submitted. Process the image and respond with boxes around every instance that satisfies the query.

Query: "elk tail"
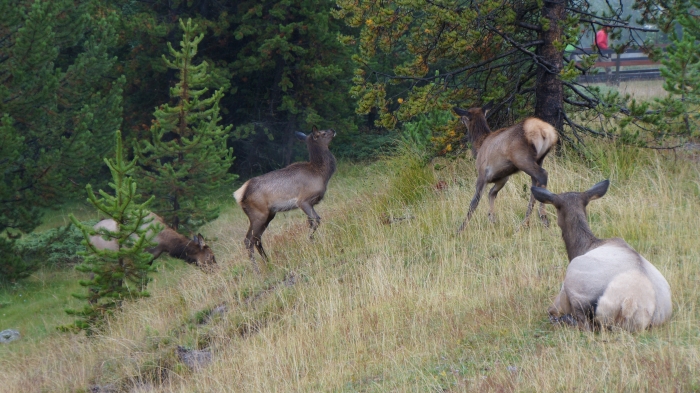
[233,181,249,204]
[523,118,558,158]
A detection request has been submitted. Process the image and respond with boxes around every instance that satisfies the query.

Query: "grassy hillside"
[2,142,700,392]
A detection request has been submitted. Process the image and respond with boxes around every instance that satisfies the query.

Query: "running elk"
[233,126,336,273]
[453,103,558,231]
[90,213,216,269]
[532,180,672,331]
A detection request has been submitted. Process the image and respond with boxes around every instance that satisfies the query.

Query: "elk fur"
[532,180,672,331]
[453,103,558,231]
[233,126,336,272]
[90,212,216,269]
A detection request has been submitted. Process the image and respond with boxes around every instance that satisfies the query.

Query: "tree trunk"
[535,0,566,130]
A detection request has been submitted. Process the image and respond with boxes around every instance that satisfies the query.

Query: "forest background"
[1,0,698,281]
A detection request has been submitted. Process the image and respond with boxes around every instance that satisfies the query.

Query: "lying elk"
[90,213,216,269]
[233,126,336,272]
[453,103,558,231]
[532,180,672,331]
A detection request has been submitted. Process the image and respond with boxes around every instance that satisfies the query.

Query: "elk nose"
[331,129,336,137]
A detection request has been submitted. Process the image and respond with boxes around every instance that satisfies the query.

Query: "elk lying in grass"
[453,103,558,231]
[233,126,336,272]
[90,213,216,269]
[532,180,672,332]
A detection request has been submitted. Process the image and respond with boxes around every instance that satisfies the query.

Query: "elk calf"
[453,103,558,231]
[532,180,672,331]
[90,213,216,269]
[233,126,336,272]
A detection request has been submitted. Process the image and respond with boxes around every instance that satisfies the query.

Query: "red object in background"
[596,29,609,50]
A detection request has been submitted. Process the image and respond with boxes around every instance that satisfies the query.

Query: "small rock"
[0,329,20,344]
[176,346,212,370]
[507,366,518,374]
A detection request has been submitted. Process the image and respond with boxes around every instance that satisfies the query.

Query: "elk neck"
[164,231,200,264]
[468,116,492,153]
[307,142,337,180]
[560,210,605,262]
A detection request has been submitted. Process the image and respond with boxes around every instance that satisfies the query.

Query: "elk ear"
[531,186,558,205]
[453,107,469,116]
[295,131,307,141]
[584,180,610,203]
[482,100,494,116]
[191,234,204,249]
[453,106,472,121]
[311,125,320,140]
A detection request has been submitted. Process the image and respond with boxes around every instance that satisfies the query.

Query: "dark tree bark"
[535,0,566,130]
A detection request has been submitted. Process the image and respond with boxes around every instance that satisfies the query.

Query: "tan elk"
[532,180,672,331]
[453,103,558,231]
[233,126,336,272]
[90,213,216,269]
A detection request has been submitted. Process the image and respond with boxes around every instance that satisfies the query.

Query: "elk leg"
[459,177,487,232]
[487,177,509,223]
[243,210,269,274]
[299,202,321,239]
[255,212,275,262]
[523,178,538,228]
[517,161,549,228]
[535,156,550,227]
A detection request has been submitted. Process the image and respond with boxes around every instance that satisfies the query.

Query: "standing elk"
[233,126,336,273]
[532,180,672,331]
[90,213,216,269]
[453,103,558,231]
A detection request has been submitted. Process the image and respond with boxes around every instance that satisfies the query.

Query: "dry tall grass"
[2,143,699,392]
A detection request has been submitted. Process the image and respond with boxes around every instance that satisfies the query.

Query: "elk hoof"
[488,213,497,223]
[540,215,550,228]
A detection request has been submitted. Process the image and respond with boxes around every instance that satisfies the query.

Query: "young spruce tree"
[66,131,159,332]
[657,30,700,137]
[136,19,235,232]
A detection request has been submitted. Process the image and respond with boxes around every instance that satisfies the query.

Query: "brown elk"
[532,180,672,331]
[233,126,336,272]
[90,213,216,269]
[453,103,558,231]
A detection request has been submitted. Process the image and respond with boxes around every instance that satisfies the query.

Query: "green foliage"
[0,0,123,264]
[229,0,360,173]
[332,130,396,161]
[335,0,675,149]
[135,19,235,233]
[658,28,700,137]
[14,221,99,270]
[399,110,455,157]
[0,238,38,284]
[65,131,158,333]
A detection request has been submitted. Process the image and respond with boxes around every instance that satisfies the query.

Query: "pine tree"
[0,0,123,281]
[103,1,361,173]
[135,19,235,232]
[658,29,700,137]
[334,0,673,145]
[228,0,358,171]
[66,131,158,332]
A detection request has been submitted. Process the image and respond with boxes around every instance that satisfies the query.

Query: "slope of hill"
[2,143,700,392]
